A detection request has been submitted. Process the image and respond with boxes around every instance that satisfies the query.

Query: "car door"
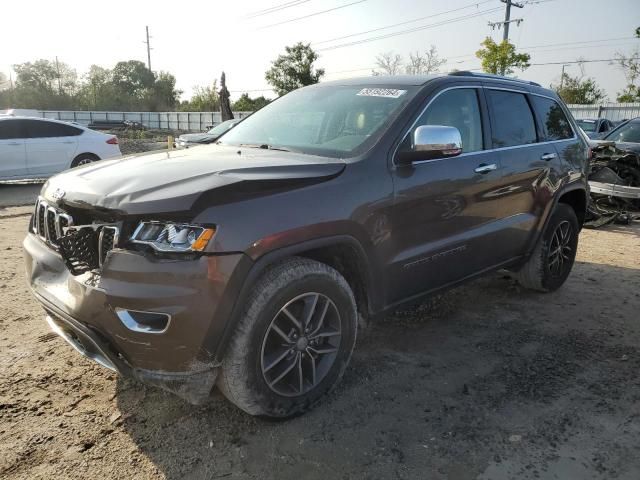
[0,119,28,179]
[387,86,507,303]
[484,88,565,260]
[24,119,81,176]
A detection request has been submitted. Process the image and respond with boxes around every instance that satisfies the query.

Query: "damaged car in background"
[585,117,640,228]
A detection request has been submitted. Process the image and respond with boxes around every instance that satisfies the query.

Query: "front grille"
[33,198,73,247]
[58,228,100,275]
[32,197,119,275]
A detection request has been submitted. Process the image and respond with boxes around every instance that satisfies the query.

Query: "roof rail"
[448,71,541,87]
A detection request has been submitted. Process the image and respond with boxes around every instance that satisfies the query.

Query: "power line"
[312,0,494,46]
[243,0,311,19]
[228,56,625,94]
[316,7,504,52]
[323,37,637,77]
[257,0,368,29]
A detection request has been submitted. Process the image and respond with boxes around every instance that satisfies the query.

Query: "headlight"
[131,222,215,252]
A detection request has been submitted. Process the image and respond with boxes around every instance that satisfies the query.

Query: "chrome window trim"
[392,84,579,168]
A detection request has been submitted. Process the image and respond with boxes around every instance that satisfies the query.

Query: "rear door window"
[487,90,537,148]
[0,119,27,139]
[25,120,82,138]
[530,96,573,141]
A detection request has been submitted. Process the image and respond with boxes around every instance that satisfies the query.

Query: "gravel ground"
[0,213,639,480]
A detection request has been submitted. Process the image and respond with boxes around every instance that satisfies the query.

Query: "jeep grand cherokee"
[24,72,589,417]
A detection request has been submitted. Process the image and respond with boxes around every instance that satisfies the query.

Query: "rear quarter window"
[530,96,573,141]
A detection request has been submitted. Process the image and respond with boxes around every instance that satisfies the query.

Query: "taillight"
[106,137,118,145]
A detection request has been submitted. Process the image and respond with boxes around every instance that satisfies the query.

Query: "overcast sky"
[1,0,639,101]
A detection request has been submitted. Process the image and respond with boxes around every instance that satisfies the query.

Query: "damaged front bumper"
[23,232,246,404]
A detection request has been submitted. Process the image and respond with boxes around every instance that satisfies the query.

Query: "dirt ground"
[1,211,639,480]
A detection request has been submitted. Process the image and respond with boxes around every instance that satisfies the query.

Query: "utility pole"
[560,64,570,90]
[488,0,524,42]
[144,26,153,71]
[502,0,523,42]
[55,56,62,95]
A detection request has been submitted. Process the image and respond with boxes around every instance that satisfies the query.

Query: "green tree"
[10,59,78,109]
[0,72,9,90]
[265,42,324,96]
[551,73,606,104]
[179,81,219,111]
[232,93,270,111]
[147,71,182,110]
[475,37,530,76]
[615,49,640,102]
[112,60,155,99]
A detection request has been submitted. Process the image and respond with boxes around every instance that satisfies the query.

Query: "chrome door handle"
[62,141,75,144]
[6,142,21,146]
[474,163,497,174]
[541,152,557,161]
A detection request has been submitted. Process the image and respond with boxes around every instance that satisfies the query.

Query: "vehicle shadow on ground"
[116,261,640,480]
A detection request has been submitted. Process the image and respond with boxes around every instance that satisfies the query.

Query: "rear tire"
[71,154,99,167]
[514,203,579,292]
[218,257,357,418]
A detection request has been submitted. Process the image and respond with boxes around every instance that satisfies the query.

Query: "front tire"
[218,257,358,417]
[514,203,579,292]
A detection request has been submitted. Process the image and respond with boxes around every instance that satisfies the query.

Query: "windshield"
[605,121,640,143]
[207,120,236,135]
[219,85,418,157]
[576,120,596,132]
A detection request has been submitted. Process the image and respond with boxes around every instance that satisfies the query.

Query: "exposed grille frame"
[32,197,120,275]
[33,197,74,248]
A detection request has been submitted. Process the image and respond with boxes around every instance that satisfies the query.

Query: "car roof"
[315,71,545,90]
[0,116,87,128]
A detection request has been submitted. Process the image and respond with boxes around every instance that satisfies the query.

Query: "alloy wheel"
[260,292,342,397]
[547,220,573,277]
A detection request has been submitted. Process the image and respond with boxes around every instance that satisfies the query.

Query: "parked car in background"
[175,119,240,148]
[25,72,589,417]
[0,117,122,180]
[599,117,640,150]
[575,118,615,139]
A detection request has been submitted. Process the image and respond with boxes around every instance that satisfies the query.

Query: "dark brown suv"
[24,72,589,417]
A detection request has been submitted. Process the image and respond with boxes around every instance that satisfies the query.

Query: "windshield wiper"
[237,143,291,152]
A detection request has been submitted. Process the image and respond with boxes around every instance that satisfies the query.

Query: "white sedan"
[0,116,122,180]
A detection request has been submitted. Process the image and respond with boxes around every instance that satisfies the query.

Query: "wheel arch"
[211,235,378,363]
[71,152,100,167]
[557,187,587,227]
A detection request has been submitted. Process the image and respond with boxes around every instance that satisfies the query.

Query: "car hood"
[179,133,215,143]
[42,145,345,215]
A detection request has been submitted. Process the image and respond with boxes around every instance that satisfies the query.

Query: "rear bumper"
[23,232,247,404]
[589,180,640,199]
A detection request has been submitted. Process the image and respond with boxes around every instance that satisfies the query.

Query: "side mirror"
[397,125,463,165]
